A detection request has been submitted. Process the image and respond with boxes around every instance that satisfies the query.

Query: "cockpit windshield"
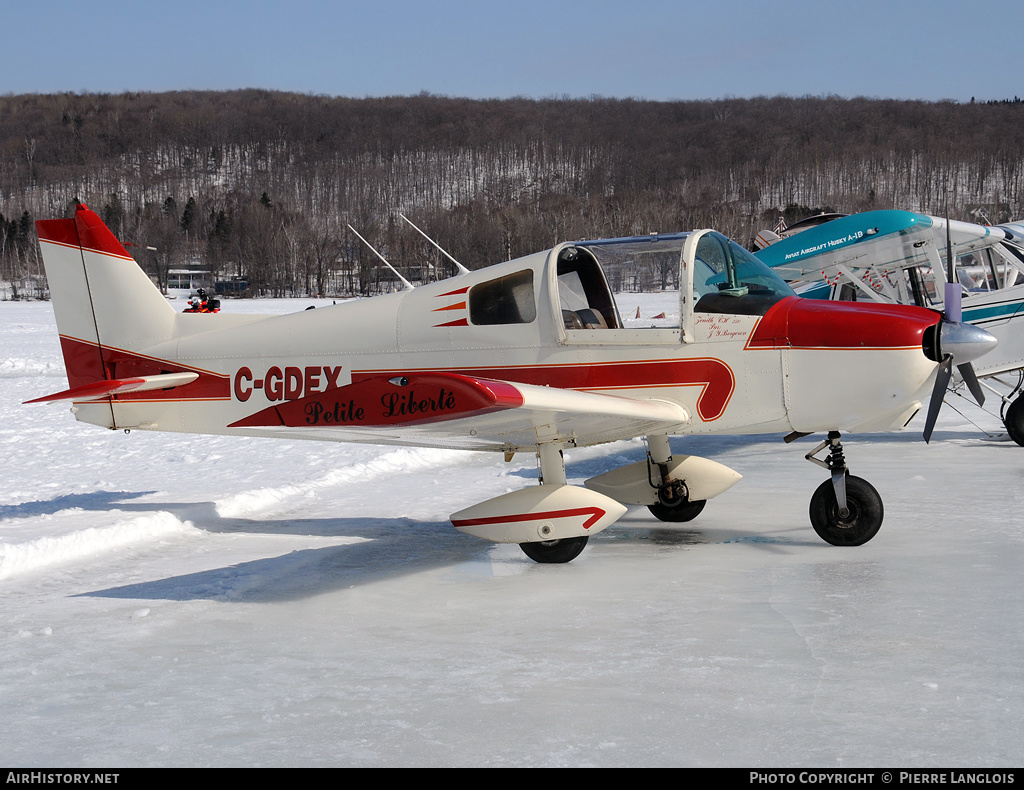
[692,232,795,315]
[573,230,795,326]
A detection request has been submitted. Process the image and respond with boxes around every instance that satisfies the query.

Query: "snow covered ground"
[1,295,1021,768]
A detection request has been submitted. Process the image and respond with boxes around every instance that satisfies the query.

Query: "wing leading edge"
[229,371,690,451]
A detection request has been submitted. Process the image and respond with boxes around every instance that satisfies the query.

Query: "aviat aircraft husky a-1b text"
[27,205,997,563]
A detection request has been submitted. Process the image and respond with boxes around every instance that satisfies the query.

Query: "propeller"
[922,217,997,442]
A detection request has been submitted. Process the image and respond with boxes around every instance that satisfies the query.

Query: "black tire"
[808,475,883,546]
[647,498,707,523]
[519,536,589,563]
[1005,396,1024,446]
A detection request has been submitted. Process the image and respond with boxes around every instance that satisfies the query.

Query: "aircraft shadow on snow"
[0,427,997,525]
[70,489,817,606]
[75,511,810,604]
[0,490,155,522]
[37,430,993,604]
[77,515,487,603]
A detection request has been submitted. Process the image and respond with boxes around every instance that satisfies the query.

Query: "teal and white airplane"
[755,210,1024,443]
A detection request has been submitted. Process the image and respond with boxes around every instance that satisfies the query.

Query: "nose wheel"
[808,474,883,545]
[804,431,884,546]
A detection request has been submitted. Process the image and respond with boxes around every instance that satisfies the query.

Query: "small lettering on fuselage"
[304,399,364,423]
[381,388,457,418]
[233,365,343,402]
[694,314,750,341]
[301,388,458,425]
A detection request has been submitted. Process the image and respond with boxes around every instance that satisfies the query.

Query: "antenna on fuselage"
[399,213,470,276]
[346,224,414,291]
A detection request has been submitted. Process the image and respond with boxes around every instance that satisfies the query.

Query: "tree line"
[2,90,1023,297]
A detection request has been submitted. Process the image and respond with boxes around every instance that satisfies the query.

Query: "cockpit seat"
[576,308,609,329]
[562,309,584,329]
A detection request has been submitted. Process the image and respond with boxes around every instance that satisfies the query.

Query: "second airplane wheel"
[1004,397,1024,446]
[647,499,707,523]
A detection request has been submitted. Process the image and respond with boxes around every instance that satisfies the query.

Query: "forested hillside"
[2,90,1023,297]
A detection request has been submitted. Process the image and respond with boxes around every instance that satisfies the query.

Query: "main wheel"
[647,498,707,523]
[808,475,883,546]
[519,536,589,563]
[1004,396,1024,446]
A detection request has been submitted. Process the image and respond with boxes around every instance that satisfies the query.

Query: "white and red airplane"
[26,204,997,563]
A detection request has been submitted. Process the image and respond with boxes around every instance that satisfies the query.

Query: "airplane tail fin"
[35,204,176,389]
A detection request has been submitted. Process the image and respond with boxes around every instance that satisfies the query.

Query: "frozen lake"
[1,296,1021,767]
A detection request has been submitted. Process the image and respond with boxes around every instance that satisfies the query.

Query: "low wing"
[229,371,690,451]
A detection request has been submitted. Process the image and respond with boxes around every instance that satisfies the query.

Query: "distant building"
[215,277,250,296]
[1,274,48,300]
[166,269,213,293]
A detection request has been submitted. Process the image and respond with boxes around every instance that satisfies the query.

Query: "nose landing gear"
[804,431,884,546]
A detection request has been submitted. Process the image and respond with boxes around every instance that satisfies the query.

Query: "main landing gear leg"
[804,431,883,546]
[646,434,706,522]
[518,443,589,564]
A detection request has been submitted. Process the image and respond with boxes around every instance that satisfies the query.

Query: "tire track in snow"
[0,357,63,377]
[0,511,202,580]
[214,446,471,518]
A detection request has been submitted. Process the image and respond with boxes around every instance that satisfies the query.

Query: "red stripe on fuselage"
[748,296,940,350]
[353,358,735,422]
[229,372,525,428]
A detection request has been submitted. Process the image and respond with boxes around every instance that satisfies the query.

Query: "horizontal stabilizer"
[25,372,199,404]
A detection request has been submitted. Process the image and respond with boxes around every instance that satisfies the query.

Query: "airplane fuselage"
[61,241,939,451]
